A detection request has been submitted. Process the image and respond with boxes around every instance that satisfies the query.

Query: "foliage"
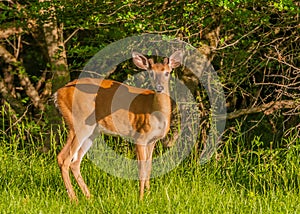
[1,0,299,134]
[0,1,300,211]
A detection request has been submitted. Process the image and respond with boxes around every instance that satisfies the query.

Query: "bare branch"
[0,45,44,110]
[0,27,23,39]
[226,100,299,120]
[0,44,17,64]
[265,54,300,73]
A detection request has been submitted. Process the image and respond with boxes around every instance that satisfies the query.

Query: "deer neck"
[152,91,171,121]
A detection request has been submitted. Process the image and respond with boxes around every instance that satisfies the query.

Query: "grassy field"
[1,145,300,214]
[1,106,300,213]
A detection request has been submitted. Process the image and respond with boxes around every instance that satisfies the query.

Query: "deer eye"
[164,72,169,77]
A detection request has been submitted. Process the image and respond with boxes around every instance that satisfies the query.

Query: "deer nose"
[156,85,164,93]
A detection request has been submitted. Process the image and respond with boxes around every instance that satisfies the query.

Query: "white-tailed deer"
[54,51,182,201]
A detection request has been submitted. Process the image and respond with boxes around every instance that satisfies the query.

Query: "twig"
[5,103,31,133]
[15,34,21,59]
[64,28,82,45]
[265,54,300,72]
[216,25,261,50]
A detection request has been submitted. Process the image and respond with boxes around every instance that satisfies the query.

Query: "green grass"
[1,139,300,213]
[1,105,300,213]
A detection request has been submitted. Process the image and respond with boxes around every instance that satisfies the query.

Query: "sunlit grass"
[1,105,300,213]
[1,148,300,213]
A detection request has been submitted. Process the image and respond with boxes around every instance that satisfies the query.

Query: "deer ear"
[132,52,150,70]
[163,58,169,65]
[169,50,183,69]
[148,58,154,66]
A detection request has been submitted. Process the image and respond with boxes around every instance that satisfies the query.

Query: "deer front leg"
[136,144,148,200]
[145,142,156,190]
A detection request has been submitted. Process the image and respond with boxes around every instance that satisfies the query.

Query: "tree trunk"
[39,0,70,150]
[39,0,70,93]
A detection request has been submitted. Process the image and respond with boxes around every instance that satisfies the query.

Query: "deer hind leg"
[58,126,95,202]
[57,130,78,202]
[70,137,93,199]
